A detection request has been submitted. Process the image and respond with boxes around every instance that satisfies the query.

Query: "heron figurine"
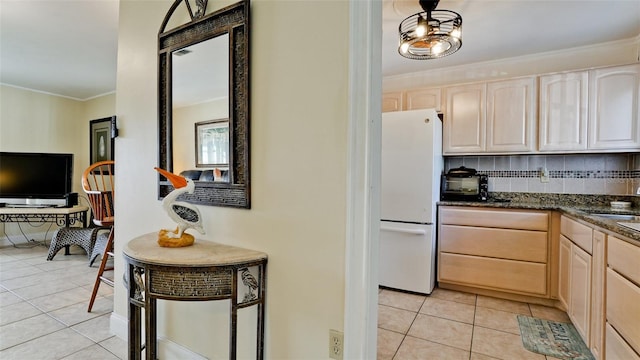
[240,267,259,302]
[154,167,205,247]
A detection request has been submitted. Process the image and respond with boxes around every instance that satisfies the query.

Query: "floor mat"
[517,315,595,360]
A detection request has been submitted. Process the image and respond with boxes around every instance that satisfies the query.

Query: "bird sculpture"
[133,267,145,301]
[154,167,205,247]
[239,267,259,302]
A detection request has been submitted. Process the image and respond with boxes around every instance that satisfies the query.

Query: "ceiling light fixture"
[398,0,462,60]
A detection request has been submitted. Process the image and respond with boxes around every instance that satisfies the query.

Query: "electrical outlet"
[540,167,549,183]
[329,329,343,360]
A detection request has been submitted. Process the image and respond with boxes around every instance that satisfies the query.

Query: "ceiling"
[0,0,119,100]
[383,0,640,76]
[1,0,638,101]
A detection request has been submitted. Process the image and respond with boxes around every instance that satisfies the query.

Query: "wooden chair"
[83,160,115,312]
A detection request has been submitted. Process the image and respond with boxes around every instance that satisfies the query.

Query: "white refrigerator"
[380,108,443,294]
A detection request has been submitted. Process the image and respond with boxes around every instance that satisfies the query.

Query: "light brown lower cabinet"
[438,207,550,297]
[560,216,600,354]
[439,253,547,295]
[569,243,592,344]
[606,235,640,358]
[559,233,593,347]
[590,230,606,359]
[558,235,571,309]
[606,323,640,360]
[439,209,640,360]
[558,217,640,360]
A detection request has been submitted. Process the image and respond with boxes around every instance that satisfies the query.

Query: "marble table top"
[123,232,267,267]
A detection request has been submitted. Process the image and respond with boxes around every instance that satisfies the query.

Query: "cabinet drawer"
[606,323,640,360]
[440,207,548,231]
[608,236,640,285]
[607,267,640,354]
[560,216,593,254]
[440,225,547,262]
[439,253,547,295]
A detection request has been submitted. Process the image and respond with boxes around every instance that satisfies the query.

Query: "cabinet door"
[539,71,589,151]
[607,267,640,355]
[382,91,403,112]
[569,244,592,346]
[590,231,606,360]
[589,64,640,150]
[439,253,547,295]
[606,323,640,360]
[405,88,442,112]
[443,83,486,154]
[558,235,572,310]
[607,235,640,355]
[486,77,537,152]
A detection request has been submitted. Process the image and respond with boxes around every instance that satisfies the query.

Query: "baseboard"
[110,312,128,340]
[438,282,560,308]
[0,229,54,247]
[158,337,207,360]
[109,312,207,360]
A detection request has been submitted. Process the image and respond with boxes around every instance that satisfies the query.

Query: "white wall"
[113,0,349,358]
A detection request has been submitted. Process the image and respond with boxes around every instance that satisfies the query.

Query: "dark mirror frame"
[158,0,250,208]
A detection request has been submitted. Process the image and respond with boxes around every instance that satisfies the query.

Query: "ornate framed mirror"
[158,0,250,208]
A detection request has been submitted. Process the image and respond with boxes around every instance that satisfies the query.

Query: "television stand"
[0,206,89,247]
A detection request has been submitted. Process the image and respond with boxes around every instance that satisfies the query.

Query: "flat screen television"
[0,152,74,206]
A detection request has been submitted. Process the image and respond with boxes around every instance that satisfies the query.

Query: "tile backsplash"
[445,153,640,195]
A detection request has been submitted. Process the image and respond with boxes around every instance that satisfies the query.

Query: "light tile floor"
[0,242,126,360]
[1,242,576,360]
[378,287,572,360]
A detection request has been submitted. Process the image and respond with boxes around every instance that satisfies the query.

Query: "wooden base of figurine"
[157,228,195,247]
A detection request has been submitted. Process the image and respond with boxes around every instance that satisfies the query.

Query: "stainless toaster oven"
[440,166,488,201]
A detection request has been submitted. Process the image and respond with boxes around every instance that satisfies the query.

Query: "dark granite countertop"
[438,192,640,244]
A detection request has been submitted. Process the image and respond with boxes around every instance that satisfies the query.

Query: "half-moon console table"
[123,233,267,360]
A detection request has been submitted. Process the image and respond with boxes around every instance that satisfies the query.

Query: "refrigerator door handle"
[380,225,426,235]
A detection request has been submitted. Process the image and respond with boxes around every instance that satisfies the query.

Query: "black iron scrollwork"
[0,212,85,227]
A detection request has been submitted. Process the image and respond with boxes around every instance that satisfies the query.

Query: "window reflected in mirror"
[196,119,229,168]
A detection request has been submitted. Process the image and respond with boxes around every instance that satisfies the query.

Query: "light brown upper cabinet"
[443,77,536,154]
[539,64,640,152]
[385,63,638,154]
[539,71,589,151]
[486,77,537,152]
[405,87,442,112]
[589,64,640,150]
[382,91,403,113]
[382,88,442,113]
[443,83,486,154]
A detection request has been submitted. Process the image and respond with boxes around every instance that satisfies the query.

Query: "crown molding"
[384,37,640,91]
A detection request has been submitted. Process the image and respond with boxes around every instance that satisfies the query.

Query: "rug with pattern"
[517,315,595,360]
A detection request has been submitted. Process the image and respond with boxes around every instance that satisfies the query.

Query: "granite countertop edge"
[438,195,640,244]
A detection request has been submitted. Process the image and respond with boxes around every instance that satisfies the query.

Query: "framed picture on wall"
[90,116,116,164]
[195,119,230,167]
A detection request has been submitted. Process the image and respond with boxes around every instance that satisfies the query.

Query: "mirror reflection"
[172,34,229,181]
